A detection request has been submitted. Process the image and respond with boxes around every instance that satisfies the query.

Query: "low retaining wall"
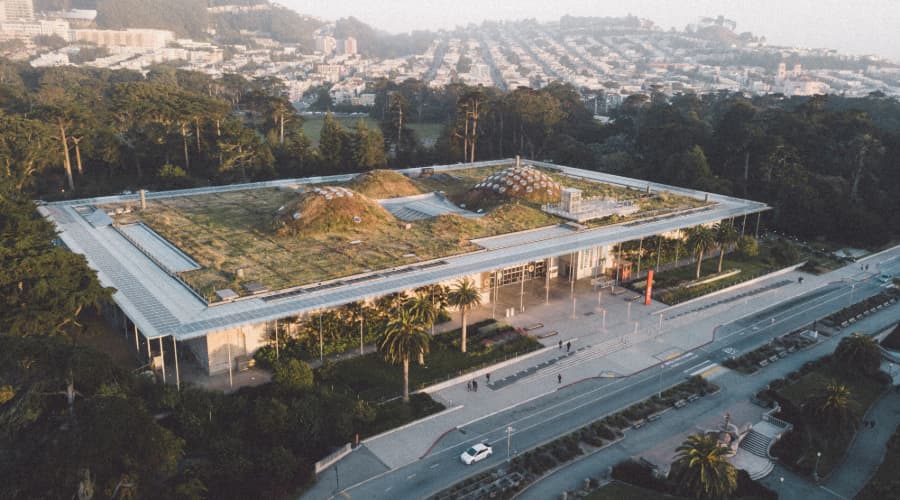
[417,345,553,394]
[658,261,807,315]
[314,442,352,475]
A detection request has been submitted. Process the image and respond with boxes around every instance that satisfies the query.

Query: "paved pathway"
[823,377,900,498]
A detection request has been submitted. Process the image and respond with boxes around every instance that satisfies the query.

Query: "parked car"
[460,443,493,465]
[877,273,892,283]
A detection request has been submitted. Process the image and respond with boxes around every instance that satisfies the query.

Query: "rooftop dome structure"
[464,165,562,208]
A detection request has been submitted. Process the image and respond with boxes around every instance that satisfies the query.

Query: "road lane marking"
[407,473,416,480]
[429,463,440,469]
[684,360,713,374]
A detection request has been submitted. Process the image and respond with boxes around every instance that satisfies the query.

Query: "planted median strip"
[431,376,718,500]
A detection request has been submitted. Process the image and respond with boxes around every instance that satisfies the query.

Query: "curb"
[418,344,553,394]
[361,404,464,445]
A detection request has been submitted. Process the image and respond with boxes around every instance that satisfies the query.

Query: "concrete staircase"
[739,429,773,457]
[736,429,775,479]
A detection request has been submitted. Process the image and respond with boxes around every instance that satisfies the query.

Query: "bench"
[537,330,559,339]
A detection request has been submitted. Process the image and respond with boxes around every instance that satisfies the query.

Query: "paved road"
[305,250,900,499]
[519,307,900,500]
[304,253,899,500]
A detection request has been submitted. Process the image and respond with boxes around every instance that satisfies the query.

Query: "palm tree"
[407,294,437,365]
[834,333,882,377]
[804,381,858,431]
[714,222,740,273]
[671,433,738,500]
[380,306,430,402]
[448,278,482,353]
[687,226,717,280]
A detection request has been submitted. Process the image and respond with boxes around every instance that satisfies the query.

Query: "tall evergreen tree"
[318,112,348,172]
[352,119,387,170]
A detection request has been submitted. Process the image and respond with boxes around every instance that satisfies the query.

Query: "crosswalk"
[684,359,723,379]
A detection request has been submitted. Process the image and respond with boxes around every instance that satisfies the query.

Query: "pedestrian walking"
[485,373,490,383]
[866,264,870,271]
[566,341,571,352]
[466,381,472,392]
[558,340,563,349]
[557,373,562,384]
[474,380,478,392]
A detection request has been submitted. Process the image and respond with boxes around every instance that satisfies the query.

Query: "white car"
[460,443,493,465]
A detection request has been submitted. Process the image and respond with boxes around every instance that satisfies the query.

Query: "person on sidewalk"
[473,380,478,392]
[558,340,563,349]
[566,341,571,352]
[558,373,562,384]
[466,381,472,392]
[485,373,490,384]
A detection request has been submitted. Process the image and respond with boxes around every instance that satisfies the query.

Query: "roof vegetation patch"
[347,169,423,199]
[273,186,395,235]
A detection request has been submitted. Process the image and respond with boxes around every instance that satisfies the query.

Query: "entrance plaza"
[38,158,768,386]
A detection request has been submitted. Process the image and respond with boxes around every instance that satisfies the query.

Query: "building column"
[133,323,139,353]
[636,238,644,276]
[615,244,623,286]
[227,330,233,389]
[545,258,550,304]
[755,212,762,239]
[172,336,180,391]
[158,337,166,384]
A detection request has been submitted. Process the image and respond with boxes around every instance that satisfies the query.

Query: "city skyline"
[284,0,900,63]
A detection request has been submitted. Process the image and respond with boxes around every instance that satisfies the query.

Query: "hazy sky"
[282,0,900,63]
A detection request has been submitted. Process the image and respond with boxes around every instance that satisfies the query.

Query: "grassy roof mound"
[274,186,395,236]
[462,165,562,209]
[347,169,422,199]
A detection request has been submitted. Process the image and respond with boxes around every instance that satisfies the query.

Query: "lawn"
[318,321,541,402]
[642,241,802,305]
[586,481,684,500]
[774,365,887,478]
[301,115,378,147]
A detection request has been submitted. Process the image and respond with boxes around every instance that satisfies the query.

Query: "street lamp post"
[658,364,663,398]
[813,451,821,482]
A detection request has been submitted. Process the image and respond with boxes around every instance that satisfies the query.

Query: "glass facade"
[488,260,547,288]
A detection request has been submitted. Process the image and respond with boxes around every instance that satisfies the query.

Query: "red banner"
[645,270,654,305]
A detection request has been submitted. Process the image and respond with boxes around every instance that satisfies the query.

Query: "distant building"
[776,62,787,81]
[72,28,175,50]
[2,0,33,21]
[315,63,343,82]
[338,36,357,55]
[315,35,336,55]
[0,18,69,41]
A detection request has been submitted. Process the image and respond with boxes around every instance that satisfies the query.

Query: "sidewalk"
[359,246,900,470]
[823,377,900,498]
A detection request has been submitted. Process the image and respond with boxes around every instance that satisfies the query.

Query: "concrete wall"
[205,322,269,375]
